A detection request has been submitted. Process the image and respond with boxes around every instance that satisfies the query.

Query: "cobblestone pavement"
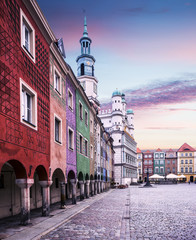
[40,184,196,240]
[41,189,130,240]
[129,184,196,240]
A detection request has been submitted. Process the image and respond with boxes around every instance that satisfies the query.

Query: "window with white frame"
[185,167,188,173]
[79,101,83,120]
[181,167,184,173]
[90,119,93,133]
[68,128,74,150]
[68,89,73,110]
[85,110,88,126]
[149,168,152,173]
[185,153,188,157]
[189,159,192,164]
[185,159,188,164]
[54,115,62,144]
[79,135,83,154]
[160,167,164,173]
[84,139,88,156]
[54,70,61,95]
[189,167,192,173]
[155,167,159,173]
[20,9,35,62]
[20,79,37,129]
[181,160,184,164]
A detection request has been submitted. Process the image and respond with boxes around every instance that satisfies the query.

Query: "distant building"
[99,91,137,185]
[165,149,177,175]
[137,148,143,182]
[143,150,154,181]
[177,143,196,182]
[154,149,165,176]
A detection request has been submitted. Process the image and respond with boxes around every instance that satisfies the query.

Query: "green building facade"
[76,88,90,181]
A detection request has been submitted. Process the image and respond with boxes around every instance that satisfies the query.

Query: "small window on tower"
[81,63,84,75]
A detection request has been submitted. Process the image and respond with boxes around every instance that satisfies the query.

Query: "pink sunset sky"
[37,0,196,149]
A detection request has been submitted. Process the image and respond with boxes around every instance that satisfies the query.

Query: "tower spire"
[83,16,88,37]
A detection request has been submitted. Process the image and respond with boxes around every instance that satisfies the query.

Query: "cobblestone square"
[40,184,196,240]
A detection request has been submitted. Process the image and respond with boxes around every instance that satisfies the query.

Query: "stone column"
[85,180,90,198]
[39,180,52,216]
[97,181,100,194]
[79,180,84,200]
[90,180,95,196]
[100,180,103,192]
[15,178,34,225]
[60,182,66,208]
[94,180,97,195]
[70,179,77,204]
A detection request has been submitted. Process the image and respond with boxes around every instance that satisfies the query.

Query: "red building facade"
[143,150,154,181]
[0,0,51,224]
[165,149,177,175]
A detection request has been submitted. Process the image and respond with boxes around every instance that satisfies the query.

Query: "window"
[68,90,73,110]
[93,83,97,94]
[185,153,188,157]
[79,135,83,154]
[90,145,93,159]
[181,160,184,164]
[181,167,184,173]
[185,167,188,173]
[189,167,192,173]
[68,128,74,150]
[189,159,192,164]
[167,168,170,173]
[172,160,175,164]
[160,153,164,158]
[144,168,147,173]
[144,155,147,158]
[160,160,164,165]
[155,160,159,165]
[81,81,86,90]
[149,160,152,164]
[138,162,141,167]
[149,168,152,173]
[189,153,192,157]
[20,79,37,129]
[181,153,183,157]
[149,155,152,158]
[20,9,35,62]
[167,160,170,164]
[185,160,188,164]
[160,167,164,173]
[55,115,62,144]
[144,160,147,164]
[155,154,159,158]
[54,70,61,95]
[79,101,83,120]
[155,167,159,173]
[85,139,88,156]
[85,110,88,126]
[172,168,175,173]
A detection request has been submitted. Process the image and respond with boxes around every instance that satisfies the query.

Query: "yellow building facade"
[177,143,196,182]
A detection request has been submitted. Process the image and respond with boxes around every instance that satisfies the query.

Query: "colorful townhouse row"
[137,143,196,183]
[0,0,114,225]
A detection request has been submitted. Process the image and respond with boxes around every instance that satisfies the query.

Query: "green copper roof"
[127,109,133,114]
[83,16,88,37]
[112,90,122,97]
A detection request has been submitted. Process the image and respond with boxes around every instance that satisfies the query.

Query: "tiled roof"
[156,148,162,152]
[178,143,196,152]
[137,148,142,153]
[145,150,151,153]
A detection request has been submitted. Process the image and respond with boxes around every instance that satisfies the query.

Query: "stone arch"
[0,160,27,219]
[51,168,66,205]
[85,173,89,181]
[90,174,94,180]
[34,165,48,181]
[78,172,83,181]
[68,170,76,180]
[94,173,97,180]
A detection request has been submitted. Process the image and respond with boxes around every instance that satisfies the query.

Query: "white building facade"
[99,91,137,185]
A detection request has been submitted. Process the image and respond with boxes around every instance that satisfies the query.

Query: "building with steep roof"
[165,149,177,175]
[98,91,137,185]
[153,148,165,176]
[143,150,154,181]
[177,143,196,182]
[137,148,143,182]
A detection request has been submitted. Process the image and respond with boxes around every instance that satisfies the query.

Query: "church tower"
[76,16,100,109]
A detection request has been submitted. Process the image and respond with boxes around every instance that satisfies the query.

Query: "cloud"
[145,127,185,130]
[100,78,196,110]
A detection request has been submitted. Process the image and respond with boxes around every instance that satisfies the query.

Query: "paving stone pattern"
[41,184,196,240]
[129,184,196,240]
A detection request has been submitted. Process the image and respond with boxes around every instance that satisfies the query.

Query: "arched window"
[81,63,84,75]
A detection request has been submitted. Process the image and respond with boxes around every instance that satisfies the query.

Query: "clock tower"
[76,16,100,109]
